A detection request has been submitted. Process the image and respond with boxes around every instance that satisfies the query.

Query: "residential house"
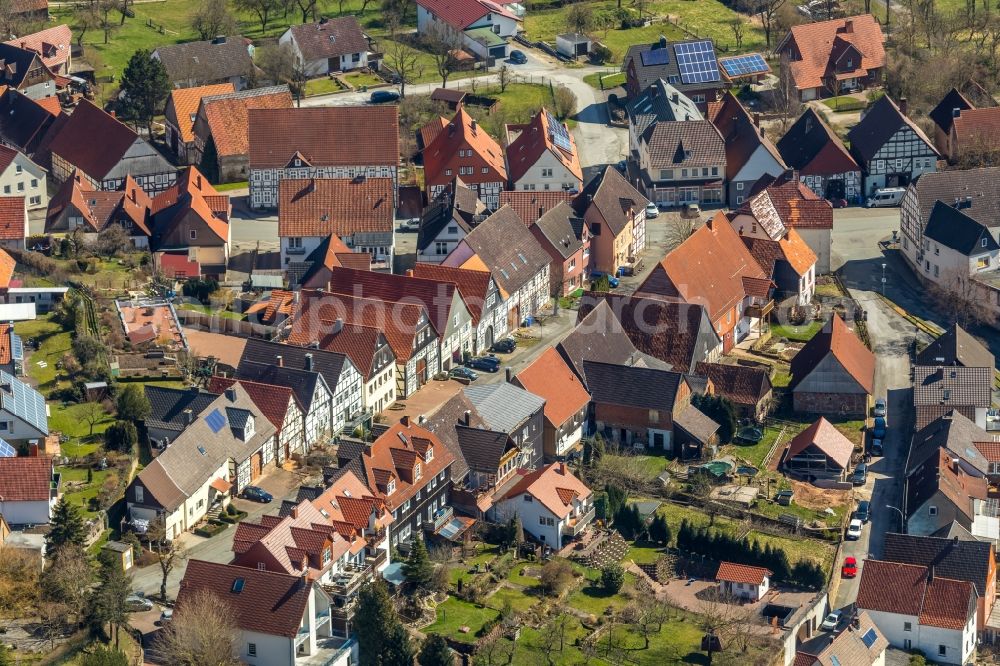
[279,17,370,76]
[152,36,256,89]
[143,385,217,449]
[728,190,818,304]
[709,91,787,207]
[622,36,724,110]
[0,371,47,445]
[422,106,507,210]
[578,293,721,372]
[883,532,996,633]
[794,612,889,666]
[490,462,593,549]
[163,82,235,164]
[913,200,999,288]
[326,266,474,371]
[288,289,439,399]
[45,172,151,246]
[777,107,862,203]
[0,324,24,376]
[0,456,56,525]
[149,167,231,279]
[790,315,875,417]
[932,96,1000,166]
[10,0,48,22]
[46,100,177,194]
[913,365,992,430]
[776,15,886,101]
[451,421,521,493]
[208,377,305,468]
[584,360,719,458]
[0,138,45,210]
[177,559,357,666]
[857,559,977,665]
[442,205,551,331]
[465,380,546,469]
[529,201,590,296]
[513,347,590,460]
[694,362,772,421]
[421,391,486,486]
[411,262,507,354]
[905,410,992,497]
[746,173,835,273]
[0,42,62,99]
[0,87,58,157]
[0,197,26,250]
[928,87,977,160]
[498,190,572,225]
[626,78,703,156]
[247,106,399,210]
[905,445,992,540]
[504,107,583,193]
[7,27,70,75]
[415,178,484,264]
[574,166,649,275]
[278,177,394,270]
[239,338,363,446]
[336,417,456,549]
[126,384,279,538]
[192,86,294,184]
[638,212,772,352]
[899,167,1000,277]
[715,561,770,601]
[287,234,373,289]
[917,323,995,369]
[847,95,939,195]
[415,0,521,60]
[782,417,855,481]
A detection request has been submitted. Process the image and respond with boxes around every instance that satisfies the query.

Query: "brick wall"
[792,391,868,417]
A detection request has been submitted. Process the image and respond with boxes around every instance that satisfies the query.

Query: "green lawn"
[59,466,113,519]
[726,421,806,469]
[626,541,665,564]
[771,320,824,342]
[583,71,626,89]
[343,70,384,89]
[487,585,538,614]
[425,597,499,644]
[304,77,347,96]
[16,316,71,395]
[214,180,248,192]
[50,402,116,458]
[822,96,867,112]
[176,302,244,320]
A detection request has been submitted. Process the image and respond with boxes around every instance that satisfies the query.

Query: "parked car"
[855,500,870,523]
[872,416,887,439]
[615,160,627,173]
[851,463,868,486]
[449,366,479,382]
[821,609,843,630]
[159,608,173,625]
[126,594,154,612]
[841,557,858,578]
[846,519,863,540]
[645,202,659,218]
[466,356,501,372]
[490,338,517,354]
[870,438,883,457]
[775,489,794,506]
[241,485,273,503]
[866,187,906,208]
[509,50,527,64]
[873,397,887,417]
[397,219,420,232]
[370,90,400,104]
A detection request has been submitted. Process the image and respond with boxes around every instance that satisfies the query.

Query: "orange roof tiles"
[278,178,394,238]
[786,417,854,469]
[858,560,975,630]
[502,462,591,519]
[206,376,298,431]
[514,347,589,428]
[716,561,771,585]
[0,196,24,240]
[168,83,234,144]
[498,190,573,225]
[151,166,229,244]
[0,456,52,501]
[203,88,293,158]
[357,419,455,511]
[505,108,583,186]
[6,24,71,71]
[953,107,1000,150]
[791,315,875,394]
[0,247,16,289]
[34,95,59,115]
[783,15,885,91]
[411,263,493,325]
[423,106,506,188]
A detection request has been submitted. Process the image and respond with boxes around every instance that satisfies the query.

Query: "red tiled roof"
[0,196,24,240]
[34,94,59,116]
[415,0,517,31]
[157,252,200,279]
[783,15,885,91]
[785,417,854,469]
[306,321,386,379]
[973,440,1000,462]
[711,91,785,180]
[761,176,834,230]
[0,247,15,289]
[515,347,589,427]
[278,178,393,237]
[423,106,506,188]
[716,561,771,585]
[203,88,293,158]
[311,469,392,534]
[0,324,11,364]
[790,315,875,394]
[952,107,1000,151]
[501,462,591,519]
[505,108,583,186]
[0,456,52,501]
[695,362,771,406]
[206,376,298,431]
[167,83,234,144]
[6,25,71,71]
[357,419,455,510]
[151,166,229,244]
[411,263,493,325]
[857,560,974,630]
[47,99,139,181]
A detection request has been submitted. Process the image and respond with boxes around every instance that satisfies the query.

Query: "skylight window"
[232,578,245,593]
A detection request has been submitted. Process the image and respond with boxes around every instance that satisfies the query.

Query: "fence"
[176,309,275,338]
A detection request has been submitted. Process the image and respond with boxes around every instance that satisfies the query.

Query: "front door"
[417,358,427,385]
[825,179,845,200]
[251,452,262,480]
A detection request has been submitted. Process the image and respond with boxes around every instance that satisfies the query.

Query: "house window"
[979,257,990,269]
[482,167,488,174]
[928,506,937,515]
[736,182,744,191]
[14,165,20,174]
[542,168,553,177]
[692,94,705,104]
[846,59,853,68]
[903,622,912,632]
[189,229,197,240]
[15,182,22,192]
[938,646,946,657]
[322,547,331,564]
[248,643,257,657]
[30,179,37,188]
[447,225,458,234]
[649,409,659,423]
[288,237,302,248]
[415,462,422,479]
[983,237,989,248]
[711,166,718,176]
[435,241,448,255]
[523,494,533,502]
[425,447,434,463]
[135,486,144,503]
[445,169,452,176]
[387,479,396,494]
[660,169,673,180]
[681,169,688,178]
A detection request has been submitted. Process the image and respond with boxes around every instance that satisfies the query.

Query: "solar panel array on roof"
[720,53,768,77]
[0,371,47,436]
[640,48,670,67]
[674,41,720,84]
[10,333,22,361]
[205,408,226,433]
[0,439,14,457]
[546,110,573,153]
[860,628,878,648]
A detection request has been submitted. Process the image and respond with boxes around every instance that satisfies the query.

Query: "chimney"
[671,92,679,103]
[448,122,456,136]
[462,410,471,426]
[952,457,960,473]
[129,188,136,203]
[505,367,513,383]
[19,42,24,49]
[753,112,760,127]
[332,317,344,335]
[559,462,567,475]
[225,387,237,402]
[110,110,116,118]
[290,505,299,519]
[305,352,314,372]
[400,415,410,427]
[658,34,667,49]
[196,173,202,190]
[276,354,284,367]
[538,206,544,220]
[953,535,960,546]
[471,119,478,134]
[844,19,853,32]
[418,415,426,425]
[183,408,193,425]
[899,97,908,116]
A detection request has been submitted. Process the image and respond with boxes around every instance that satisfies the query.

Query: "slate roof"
[505,107,582,186]
[498,190,573,225]
[777,107,859,176]
[924,201,999,256]
[883,532,994,597]
[200,85,293,158]
[46,99,140,181]
[145,385,218,432]
[907,167,1000,230]
[287,17,368,61]
[907,447,988,522]
[177,560,314,639]
[206,376,297,431]
[0,87,57,155]
[559,300,640,384]
[499,462,591,519]
[785,417,854,469]
[153,36,254,85]
[857,559,976,630]
[584,360,684,412]
[278,177,394,237]
[790,315,875,394]
[627,78,703,139]
[423,392,488,481]
[455,425,517,473]
[234,361,323,414]
[0,455,51,502]
[416,200,472,254]
[240,338,347,398]
[455,205,550,296]
[464,382,545,433]
[907,409,991,476]
[248,106,399,169]
[514,347,590,427]
[640,119,726,170]
[710,91,785,181]
[847,94,939,163]
[716,561,770,584]
[0,370,46,435]
[623,38,724,96]
[929,88,975,135]
[532,201,584,260]
[695,362,771,406]
[917,324,995,369]
[166,83,234,144]
[574,166,649,237]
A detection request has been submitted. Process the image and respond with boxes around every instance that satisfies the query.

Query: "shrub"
[539,559,574,597]
[600,563,625,594]
[194,521,228,537]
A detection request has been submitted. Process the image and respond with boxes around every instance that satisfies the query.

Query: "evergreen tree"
[104,421,138,453]
[116,384,151,422]
[117,49,171,136]
[631,505,646,540]
[356,579,412,666]
[402,537,434,590]
[418,633,454,666]
[791,561,825,591]
[692,394,738,443]
[606,483,626,520]
[512,515,524,545]
[80,647,129,666]
[593,492,609,521]
[90,552,132,650]
[768,546,792,583]
[600,563,625,593]
[47,497,87,549]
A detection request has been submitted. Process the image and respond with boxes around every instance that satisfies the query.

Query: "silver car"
[874,398,887,417]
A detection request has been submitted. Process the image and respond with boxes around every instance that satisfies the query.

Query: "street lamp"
[881,263,887,296]
[886,505,905,533]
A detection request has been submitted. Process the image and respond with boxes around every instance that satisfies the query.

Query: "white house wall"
[512,149,581,193]
[0,498,51,525]
[863,608,974,665]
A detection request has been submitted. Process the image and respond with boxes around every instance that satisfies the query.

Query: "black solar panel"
[640,48,670,67]
[674,40,720,85]
[720,53,768,77]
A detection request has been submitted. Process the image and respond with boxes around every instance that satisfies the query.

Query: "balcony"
[746,300,774,319]
[325,562,374,598]
[562,507,595,537]
[365,548,388,571]
[422,506,454,533]
[295,637,357,666]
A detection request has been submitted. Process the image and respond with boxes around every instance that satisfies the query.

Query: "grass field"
[771,320,824,342]
[16,316,71,395]
[343,70,384,89]
[425,597,499,644]
[304,77,347,96]
[822,95,867,112]
[583,71,626,89]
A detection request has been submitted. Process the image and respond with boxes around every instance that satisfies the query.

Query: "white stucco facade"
[863,608,975,665]
[0,151,47,209]
[510,149,581,193]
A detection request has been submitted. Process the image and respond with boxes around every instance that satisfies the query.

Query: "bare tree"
[384,19,423,98]
[750,0,786,48]
[730,18,745,50]
[72,4,102,47]
[295,0,317,22]
[474,633,514,665]
[664,215,694,251]
[190,0,237,41]
[116,0,133,25]
[257,43,307,104]
[424,25,462,88]
[234,0,283,34]
[81,401,105,436]
[497,64,514,93]
[535,614,562,665]
[565,2,594,34]
[553,85,576,120]
[148,518,188,602]
[41,544,93,627]
[96,0,119,44]
[930,267,992,328]
[156,589,239,666]
[773,53,802,133]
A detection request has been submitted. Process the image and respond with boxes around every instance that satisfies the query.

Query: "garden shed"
[556,33,591,59]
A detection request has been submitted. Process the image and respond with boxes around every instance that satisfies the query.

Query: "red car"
[842,557,858,578]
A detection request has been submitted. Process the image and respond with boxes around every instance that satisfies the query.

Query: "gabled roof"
[795,612,888,666]
[451,205,550,296]
[575,166,649,237]
[623,38,724,95]
[782,15,885,91]
[532,201,584,260]
[847,94,939,162]
[907,447,988,522]
[917,324,995,369]
[929,87,975,134]
[293,321,391,381]
[627,78,703,139]
[505,107,582,186]
[952,107,1000,150]
[310,468,392,535]
[206,376,298,431]
[411,263,494,326]
[790,315,875,394]
[46,99,141,181]
[287,17,368,61]
[640,119,726,170]
[560,299,641,383]
[0,370,46,435]
[740,228,817,277]
[0,87,57,155]
[857,559,976,630]
[414,0,518,31]
[0,43,55,89]
[5,24,71,71]
[907,409,991,476]
[455,425,517,473]
[695,362,771,406]
[233,361,322,414]
[153,36,254,84]
[248,106,399,169]
[716,561,770,585]
[232,500,348,578]
[500,462,591,519]
[144,385,217,432]
[416,198,473,254]
[240,338,348,399]
[464,382,545,434]
[584,360,684,412]
[748,172,834,230]
[913,365,991,409]
[514,347,590,427]
[710,91,785,180]
[201,85,293,158]
[498,190,573,225]
[0,455,51,502]
[177,559,315,639]
[0,247,13,290]
[423,106,506,185]
[785,417,853,469]
[0,196,24,240]
[278,177,394,237]
[150,166,228,246]
[906,167,1000,230]
[924,200,999,255]
[423,392,487,481]
[46,170,152,236]
[883,532,994,598]
[777,107,859,175]
[167,83,234,145]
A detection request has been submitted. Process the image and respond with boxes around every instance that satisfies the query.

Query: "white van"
[866,187,906,208]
